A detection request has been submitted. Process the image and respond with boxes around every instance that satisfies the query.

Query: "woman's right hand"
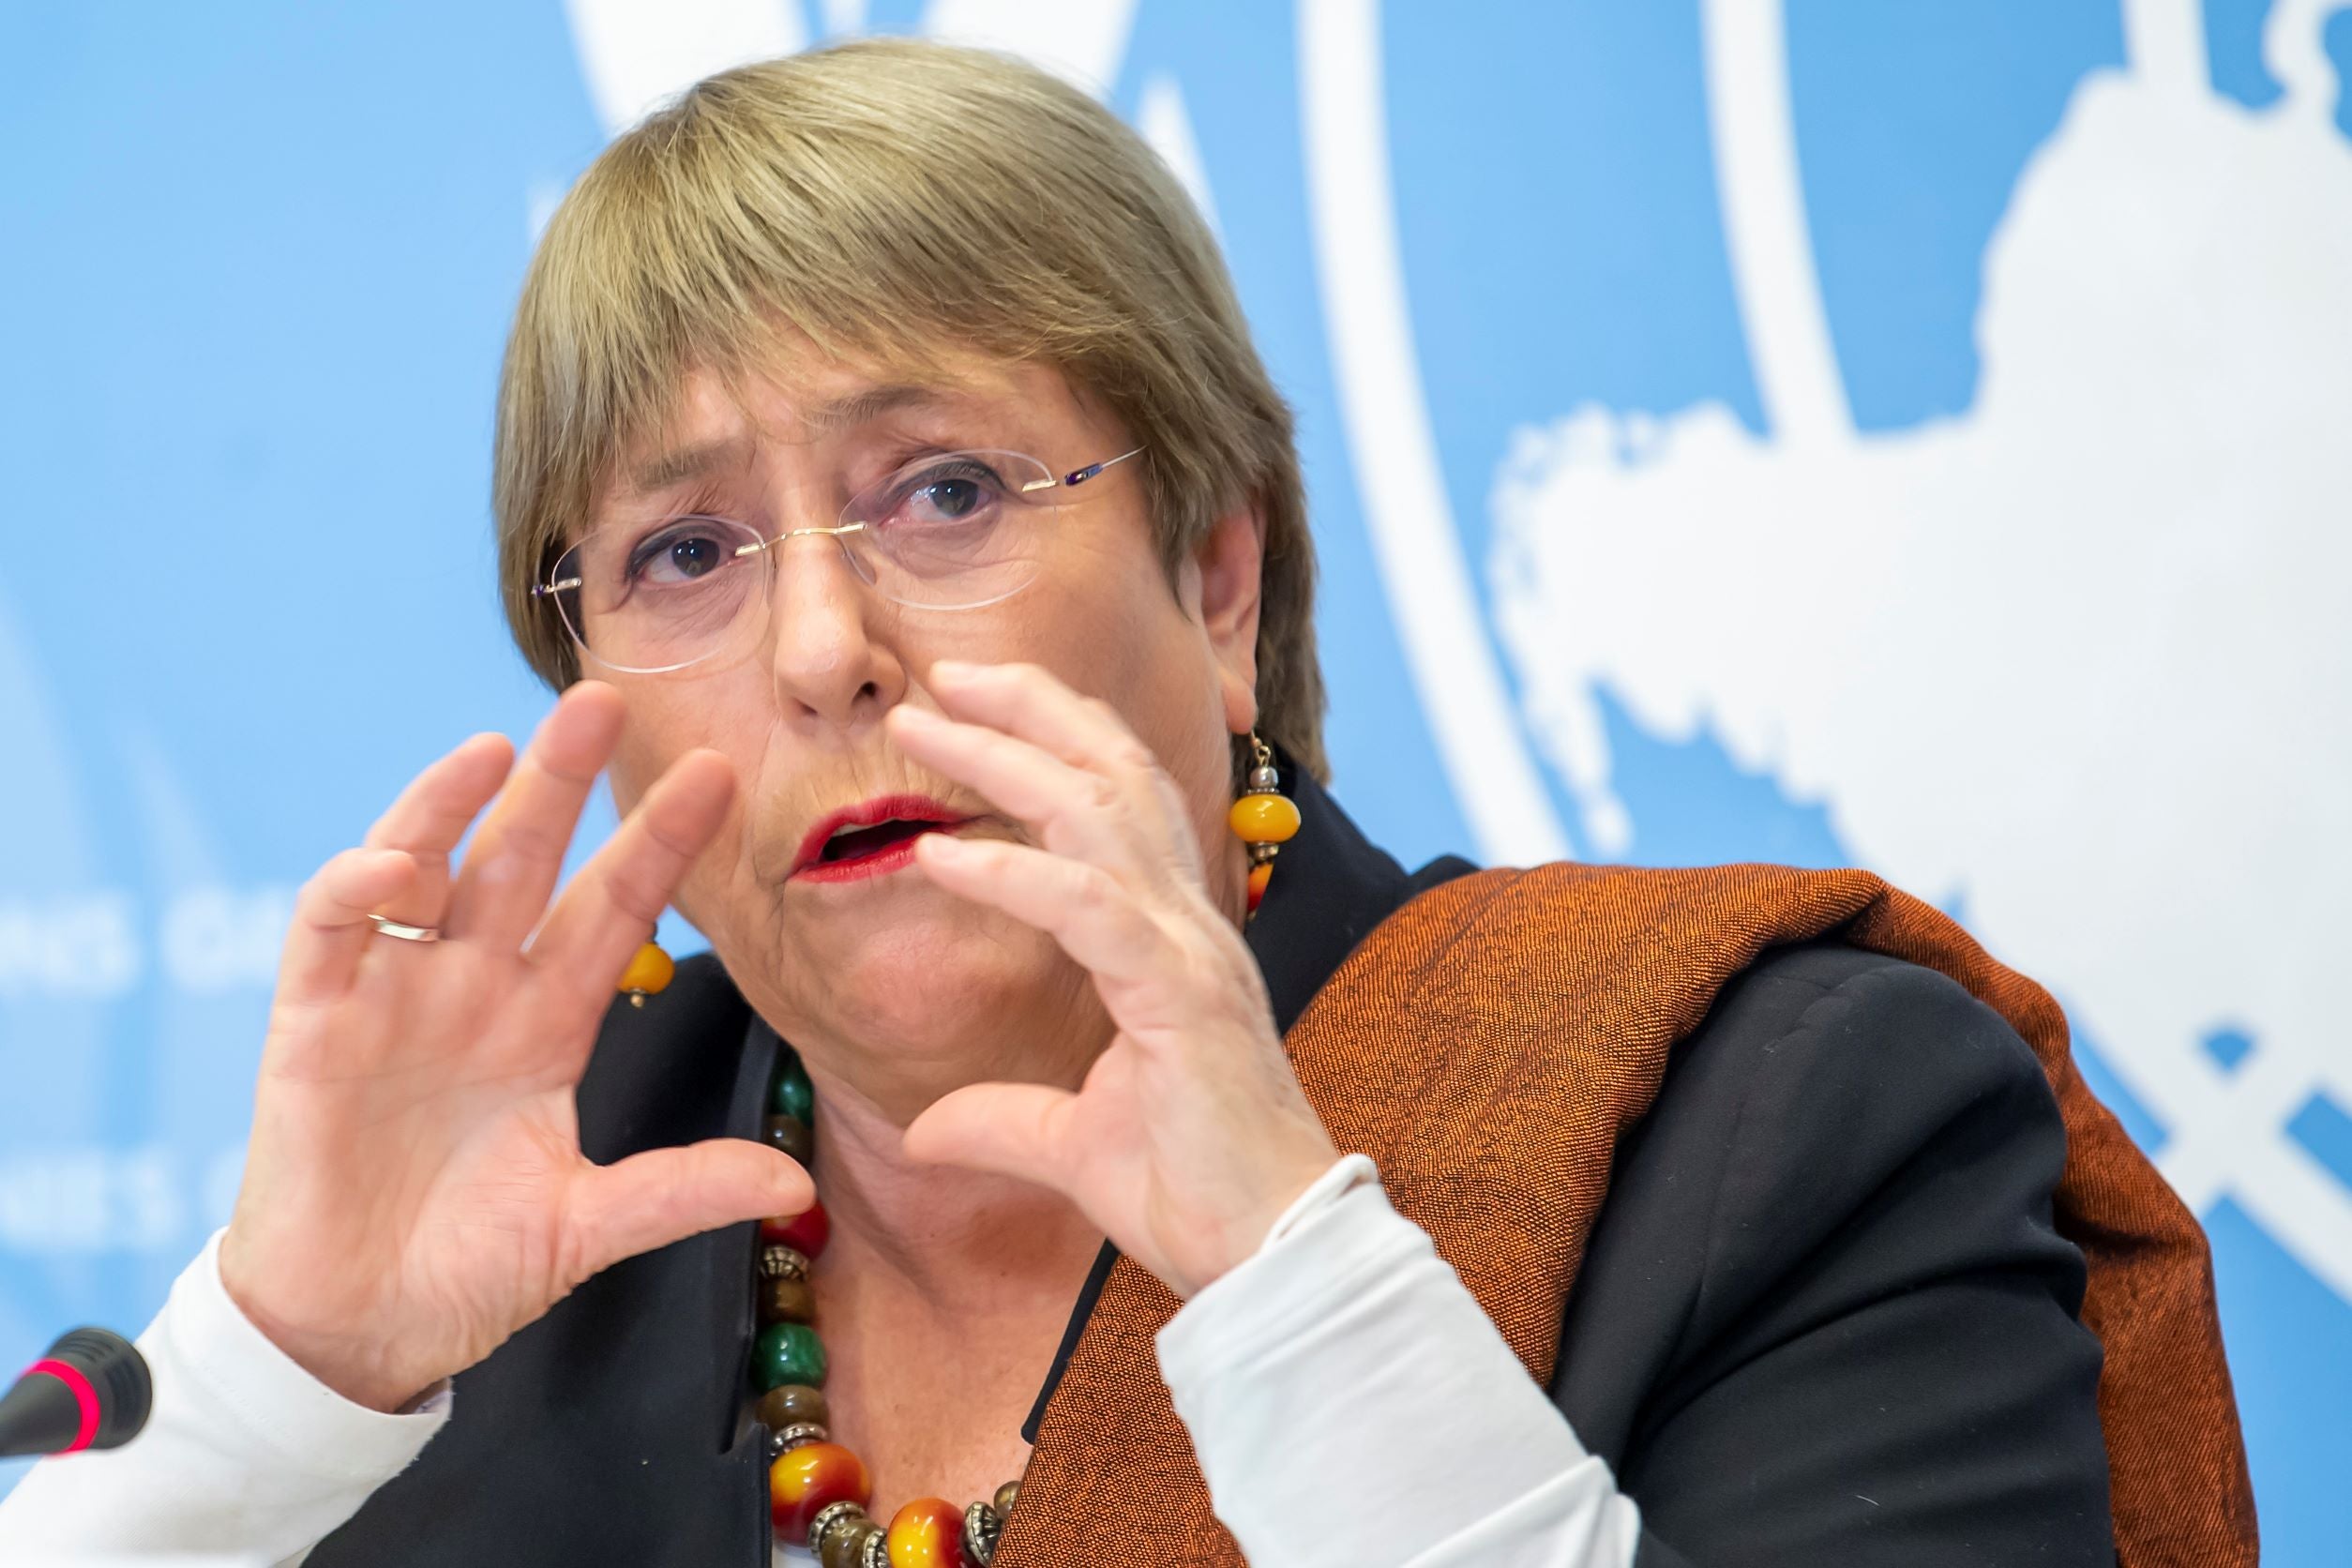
[216,682,812,1413]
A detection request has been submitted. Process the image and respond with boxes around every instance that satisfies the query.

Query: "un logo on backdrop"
[1487,0,2352,1315]
[0,0,2337,1546]
[564,0,2352,1311]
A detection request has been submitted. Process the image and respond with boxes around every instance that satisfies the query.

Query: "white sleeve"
[1158,1156,1643,1568]
[0,1229,448,1568]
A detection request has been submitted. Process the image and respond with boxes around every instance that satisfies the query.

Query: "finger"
[927,659,1158,778]
[527,748,737,1025]
[911,832,1175,991]
[903,1079,1081,1189]
[445,683,626,950]
[889,705,1162,881]
[361,732,517,927]
[565,1138,814,1282]
[923,660,1201,874]
[276,848,419,1010]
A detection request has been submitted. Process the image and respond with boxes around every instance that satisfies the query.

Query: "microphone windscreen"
[0,1327,152,1458]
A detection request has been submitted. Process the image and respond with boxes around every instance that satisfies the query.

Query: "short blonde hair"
[494,38,1328,780]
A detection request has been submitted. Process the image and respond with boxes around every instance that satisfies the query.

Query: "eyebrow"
[618,384,957,497]
[806,383,957,433]
[622,438,749,496]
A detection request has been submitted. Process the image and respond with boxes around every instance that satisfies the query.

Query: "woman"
[0,38,2251,1568]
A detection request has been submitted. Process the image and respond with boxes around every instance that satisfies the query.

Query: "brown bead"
[758,1276,816,1325]
[763,1114,814,1165]
[822,1516,882,1568]
[757,1382,830,1432]
[807,1500,870,1560]
[992,1480,1020,1516]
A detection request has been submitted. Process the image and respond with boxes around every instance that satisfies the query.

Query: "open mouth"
[792,795,970,882]
[818,818,942,865]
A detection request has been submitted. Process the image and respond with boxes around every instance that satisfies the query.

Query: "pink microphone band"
[25,1358,100,1453]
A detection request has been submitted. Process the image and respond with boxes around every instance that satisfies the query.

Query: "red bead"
[885,1497,966,1568]
[1246,860,1273,912]
[761,1197,830,1259]
[770,1440,870,1542]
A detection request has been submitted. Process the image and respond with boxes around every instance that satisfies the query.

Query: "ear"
[1184,497,1266,736]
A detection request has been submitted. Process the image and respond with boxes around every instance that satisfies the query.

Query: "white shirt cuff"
[167,1229,453,1476]
[0,1229,446,1565]
[1158,1158,1641,1568]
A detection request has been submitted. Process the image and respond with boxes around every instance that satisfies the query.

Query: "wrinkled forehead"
[591,353,1092,520]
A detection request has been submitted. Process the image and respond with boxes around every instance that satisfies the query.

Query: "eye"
[627,520,741,585]
[920,476,984,520]
[883,459,1008,530]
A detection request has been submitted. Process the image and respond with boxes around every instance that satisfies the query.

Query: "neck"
[800,1050,1105,1314]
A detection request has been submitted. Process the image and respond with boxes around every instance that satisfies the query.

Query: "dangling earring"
[619,938,675,1008]
[1228,731,1300,919]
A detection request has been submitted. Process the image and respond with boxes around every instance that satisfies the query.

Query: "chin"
[783,894,1089,1073]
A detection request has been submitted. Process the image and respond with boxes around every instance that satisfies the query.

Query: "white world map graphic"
[1492,0,2352,1300]
[562,0,2352,1304]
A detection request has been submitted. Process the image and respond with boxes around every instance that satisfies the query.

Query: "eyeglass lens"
[547,448,1064,674]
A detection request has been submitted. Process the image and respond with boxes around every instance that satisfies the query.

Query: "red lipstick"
[790,794,969,884]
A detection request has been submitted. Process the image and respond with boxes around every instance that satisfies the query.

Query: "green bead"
[771,1051,814,1123]
[752,1321,826,1392]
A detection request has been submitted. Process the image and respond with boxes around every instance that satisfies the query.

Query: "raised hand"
[218,683,812,1412]
[886,661,1340,1299]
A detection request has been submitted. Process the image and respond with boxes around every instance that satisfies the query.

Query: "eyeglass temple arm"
[1024,445,1146,494]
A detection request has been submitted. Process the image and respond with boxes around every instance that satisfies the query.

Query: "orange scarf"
[994,865,2254,1566]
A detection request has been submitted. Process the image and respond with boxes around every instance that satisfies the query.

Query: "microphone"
[0,1328,152,1458]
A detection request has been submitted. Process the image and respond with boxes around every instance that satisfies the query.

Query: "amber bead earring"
[618,940,674,1007]
[1228,731,1300,918]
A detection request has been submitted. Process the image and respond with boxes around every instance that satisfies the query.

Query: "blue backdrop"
[5,2,2347,1557]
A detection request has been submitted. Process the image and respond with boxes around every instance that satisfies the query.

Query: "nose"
[762,528,907,731]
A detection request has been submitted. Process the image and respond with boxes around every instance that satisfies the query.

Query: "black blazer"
[310,770,2114,1566]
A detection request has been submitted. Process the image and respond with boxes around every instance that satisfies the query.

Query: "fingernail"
[930,658,976,683]
[891,704,942,729]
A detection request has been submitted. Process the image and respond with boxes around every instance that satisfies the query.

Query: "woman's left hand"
[884,660,1340,1298]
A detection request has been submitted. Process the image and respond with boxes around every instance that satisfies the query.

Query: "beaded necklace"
[751,1044,1018,1567]
[744,740,1300,1564]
